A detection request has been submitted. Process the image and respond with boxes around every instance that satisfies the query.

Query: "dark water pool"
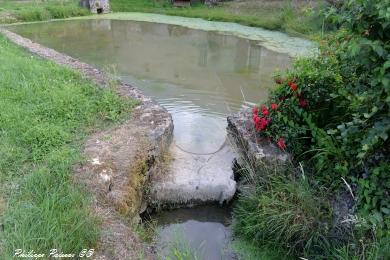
[150,205,234,259]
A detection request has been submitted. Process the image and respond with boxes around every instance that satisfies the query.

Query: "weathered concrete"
[150,141,236,207]
[227,107,290,170]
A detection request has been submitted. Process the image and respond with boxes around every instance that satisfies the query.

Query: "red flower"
[261,105,269,116]
[254,116,269,131]
[252,106,259,115]
[289,83,298,91]
[277,138,286,150]
[288,81,298,91]
[299,98,308,108]
[271,103,278,110]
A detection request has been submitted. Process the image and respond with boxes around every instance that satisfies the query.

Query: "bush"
[251,0,389,231]
[240,1,389,258]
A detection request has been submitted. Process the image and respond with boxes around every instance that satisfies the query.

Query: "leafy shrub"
[251,0,389,231]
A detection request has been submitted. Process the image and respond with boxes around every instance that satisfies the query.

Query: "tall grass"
[232,238,292,260]
[0,35,135,257]
[232,163,336,258]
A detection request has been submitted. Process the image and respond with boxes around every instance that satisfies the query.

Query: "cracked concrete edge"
[227,107,291,171]
[0,29,174,259]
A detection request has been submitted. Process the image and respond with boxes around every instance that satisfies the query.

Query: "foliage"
[160,232,199,260]
[233,165,335,257]
[232,238,291,260]
[251,0,389,231]
[0,36,135,257]
[329,215,390,259]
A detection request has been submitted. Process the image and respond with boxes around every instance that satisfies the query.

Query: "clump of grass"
[132,219,157,243]
[233,164,335,257]
[161,231,199,260]
[0,35,135,257]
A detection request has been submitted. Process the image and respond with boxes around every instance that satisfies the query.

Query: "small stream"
[7,18,308,259]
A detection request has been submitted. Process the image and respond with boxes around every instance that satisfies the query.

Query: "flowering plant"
[250,0,390,228]
[252,77,311,154]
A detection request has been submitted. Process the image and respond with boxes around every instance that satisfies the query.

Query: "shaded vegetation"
[0,35,135,257]
[233,165,336,258]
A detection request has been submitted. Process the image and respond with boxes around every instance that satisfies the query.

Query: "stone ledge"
[227,107,290,170]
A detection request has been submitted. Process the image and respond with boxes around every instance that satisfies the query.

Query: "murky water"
[150,205,234,259]
[8,19,294,259]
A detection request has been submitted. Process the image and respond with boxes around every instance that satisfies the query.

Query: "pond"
[7,18,302,259]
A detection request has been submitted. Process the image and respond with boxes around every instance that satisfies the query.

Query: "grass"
[132,219,157,243]
[232,238,291,260]
[159,231,200,260]
[232,164,336,258]
[110,0,327,36]
[0,0,89,24]
[0,35,136,258]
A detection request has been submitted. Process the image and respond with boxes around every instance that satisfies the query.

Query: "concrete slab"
[150,140,237,207]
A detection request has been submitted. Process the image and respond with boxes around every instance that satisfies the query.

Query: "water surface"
[8,19,291,154]
[152,205,234,259]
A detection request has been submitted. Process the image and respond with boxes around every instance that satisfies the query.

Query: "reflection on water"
[9,19,291,154]
[8,19,291,112]
[153,205,234,260]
